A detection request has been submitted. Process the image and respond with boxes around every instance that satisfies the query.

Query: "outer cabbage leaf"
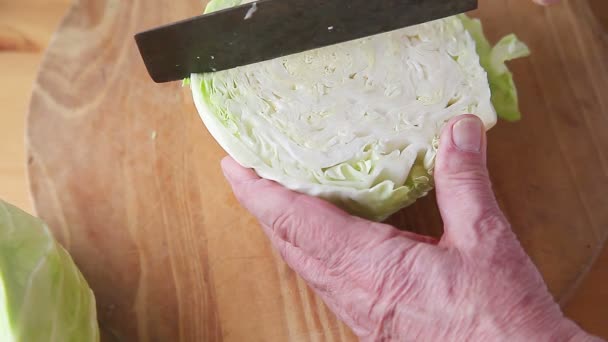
[459,14,530,121]
[192,1,526,221]
[0,201,99,342]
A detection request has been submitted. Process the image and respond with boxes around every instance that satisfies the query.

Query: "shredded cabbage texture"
[191,0,528,221]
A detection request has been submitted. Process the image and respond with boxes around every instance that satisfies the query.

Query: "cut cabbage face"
[0,201,99,342]
[191,0,528,221]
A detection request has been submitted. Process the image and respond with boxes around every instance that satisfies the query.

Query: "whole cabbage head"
[0,201,99,342]
[191,0,529,221]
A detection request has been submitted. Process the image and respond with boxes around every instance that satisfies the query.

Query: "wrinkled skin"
[220,4,601,339]
[222,114,602,341]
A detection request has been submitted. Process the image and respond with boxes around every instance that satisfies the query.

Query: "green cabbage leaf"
[459,14,530,121]
[0,201,99,342]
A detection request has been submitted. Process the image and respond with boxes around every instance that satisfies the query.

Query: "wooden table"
[2,0,607,339]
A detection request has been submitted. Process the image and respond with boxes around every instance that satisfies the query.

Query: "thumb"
[434,115,505,248]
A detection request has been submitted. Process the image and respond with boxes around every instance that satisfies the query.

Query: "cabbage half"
[191,0,529,221]
[0,201,99,341]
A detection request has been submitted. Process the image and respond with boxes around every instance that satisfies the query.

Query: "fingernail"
[452,117,482,153]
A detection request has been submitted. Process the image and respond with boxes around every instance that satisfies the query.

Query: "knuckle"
[444,169,491,192]
[439,150,486,173]
[451,166,489,181]
[471,214,508,244]
[270,210,297,241]
[476,212,510,234]
[470,213,525,260]
[268,193,308,243]
[324,247,355,274]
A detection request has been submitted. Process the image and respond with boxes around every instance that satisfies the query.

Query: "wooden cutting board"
[26,0,608,341]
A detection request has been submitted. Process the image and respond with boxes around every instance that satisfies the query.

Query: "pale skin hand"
[221,2,604,340]
[221,114,602,341]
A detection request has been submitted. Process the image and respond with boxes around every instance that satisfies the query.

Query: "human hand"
[221,115,599,341]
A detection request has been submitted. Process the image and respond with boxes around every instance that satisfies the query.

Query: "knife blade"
[135,0,477,83]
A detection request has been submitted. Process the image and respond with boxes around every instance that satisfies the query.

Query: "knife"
[135,0,477,83]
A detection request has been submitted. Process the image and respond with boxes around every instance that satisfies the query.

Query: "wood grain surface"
[0,0,71,211]
[22,0,608,341]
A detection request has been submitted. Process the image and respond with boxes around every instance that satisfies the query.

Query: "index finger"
[220,156,421,260]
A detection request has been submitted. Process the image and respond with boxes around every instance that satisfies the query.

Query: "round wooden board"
[27,0,608,341]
